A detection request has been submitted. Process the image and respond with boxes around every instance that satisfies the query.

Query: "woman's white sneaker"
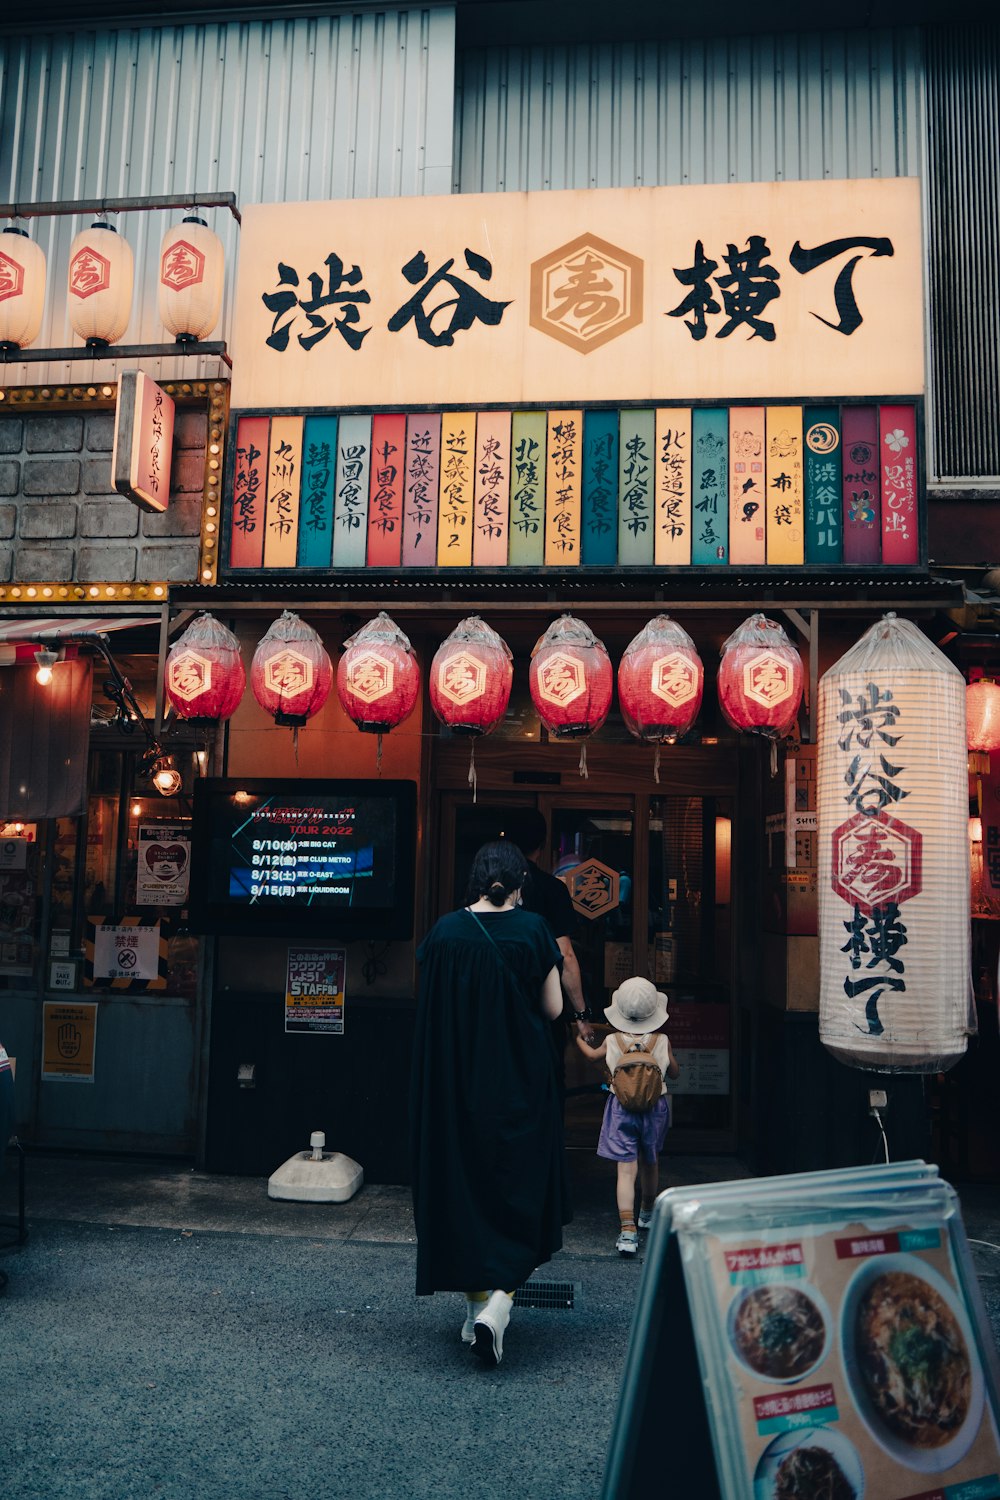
[472,1290,512,1367]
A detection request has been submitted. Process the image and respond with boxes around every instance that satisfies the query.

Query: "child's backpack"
[609,1034,663,1113]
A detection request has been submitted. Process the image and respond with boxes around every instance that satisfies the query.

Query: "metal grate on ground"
[513,1279,578,1310]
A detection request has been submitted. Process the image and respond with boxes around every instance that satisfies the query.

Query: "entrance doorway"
[433,740,737,1152]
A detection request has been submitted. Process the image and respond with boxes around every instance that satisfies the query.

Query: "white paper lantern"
[0,227,46,349]
[67,220,133,346]
[818,613,972,1073]
[158,215,224,341]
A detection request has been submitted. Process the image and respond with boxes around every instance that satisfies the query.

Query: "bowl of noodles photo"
[840,1253,984,1473]
[753,1426,864,1500]
[727,1281,831,1384]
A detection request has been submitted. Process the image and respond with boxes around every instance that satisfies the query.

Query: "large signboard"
[231,180,923,410]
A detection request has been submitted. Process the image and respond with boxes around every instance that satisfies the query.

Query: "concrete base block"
[267,1151,363,1203]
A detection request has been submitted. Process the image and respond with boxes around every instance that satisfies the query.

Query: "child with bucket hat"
[575,977,679,1256]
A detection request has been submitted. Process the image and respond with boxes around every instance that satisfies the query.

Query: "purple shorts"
[596,1094,670,1164]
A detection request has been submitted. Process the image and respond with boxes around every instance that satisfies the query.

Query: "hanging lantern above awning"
[818,613,973,1074]
[164,612,245,723]
[529,614,613,778]
[0,226,46,350]
[617,614,703,781]
[251,611,333,728]
[717,613,803,773]
[67,220,134,348]
[158,215,225,342]
[429,616,512,799]
[966,677,1000,776]
[337,613,420,771]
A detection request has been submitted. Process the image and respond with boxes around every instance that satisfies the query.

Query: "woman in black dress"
[410,841,569,1368]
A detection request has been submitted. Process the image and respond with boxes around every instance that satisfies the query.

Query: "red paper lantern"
[529,615,613,737]
[717,613,803,747]
[336,612,420,732]
[429,616,513,735]
[164,612,245,722]
[251,611,333,726]
[618,615,703,743]
[967,677,1000,775]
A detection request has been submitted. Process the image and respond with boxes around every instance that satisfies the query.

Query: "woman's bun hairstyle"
[466,840,528,908]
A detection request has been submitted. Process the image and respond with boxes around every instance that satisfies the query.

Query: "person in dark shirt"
[507,810,593,1045]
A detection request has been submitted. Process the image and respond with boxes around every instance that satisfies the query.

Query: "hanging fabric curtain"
[0,659,93,818]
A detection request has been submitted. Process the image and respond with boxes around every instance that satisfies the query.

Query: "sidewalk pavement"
[1,1151,998,1500]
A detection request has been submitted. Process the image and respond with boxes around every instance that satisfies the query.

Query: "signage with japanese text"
[111,371,175,514]
[42,1001,97,1081]
[284,946,346,1035]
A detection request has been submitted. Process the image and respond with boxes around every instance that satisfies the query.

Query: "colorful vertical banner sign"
[692,409,728,565]
[473,411,511,566]
[765,406,804,565]
[297,416,337,567]
[367,413,406,567]
[545,411,582,564]
[879,404,919,565]
[581,410,619,567]
[509,412,546,565]
[230,416,269,568]
[332,414,372,567]
[263,416,303,568]
[654,409,691,566]
[803,407,843,564]
[438,413,475,565]
[841,406,881,565]
[402,414,441,566]
[618,410,655,566]
[728,406,766,566]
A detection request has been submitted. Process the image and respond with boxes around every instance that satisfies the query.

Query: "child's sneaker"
[637,1208,654,1231]
[616,1229,639,1256]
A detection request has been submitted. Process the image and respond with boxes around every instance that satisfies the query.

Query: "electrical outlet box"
[868,1088,888,1112]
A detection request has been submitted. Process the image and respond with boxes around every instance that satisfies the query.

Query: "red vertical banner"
[472,411,511,566]
[402,414,441,567]
[230,416,269,569]
[367,414,406,566]
[879,404,919,565]
[841,406,881,565]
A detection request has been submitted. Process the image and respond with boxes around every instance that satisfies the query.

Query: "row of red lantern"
[164,608,805,755]
[0,215,225,352]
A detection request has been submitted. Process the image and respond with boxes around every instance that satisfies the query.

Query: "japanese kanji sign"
[111,371,175,514]
[231,180,923,409]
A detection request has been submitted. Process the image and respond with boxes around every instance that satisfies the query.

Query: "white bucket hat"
[603,976,669,1033]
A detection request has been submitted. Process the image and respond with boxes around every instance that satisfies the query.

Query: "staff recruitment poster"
[284,947,346,1035]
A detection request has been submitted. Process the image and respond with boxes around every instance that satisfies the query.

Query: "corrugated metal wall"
[926,24,1000,482]
[0,7,455,381]
[455,29,923,192]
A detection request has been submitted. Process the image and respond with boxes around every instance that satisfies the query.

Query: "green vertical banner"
[581,410,619,566]
[509,411,546,566]
[803,407,843,564]
[691,408,728,565]
[297,416,337,567]
[618,409,655,566]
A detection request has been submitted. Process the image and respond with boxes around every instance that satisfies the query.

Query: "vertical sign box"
[692,408,728,565]
[297,415,337,568]
[581,410,619,567]
[879,403,919,565]
[332,414,372,567]
[618,410,655,566]
[654,408,692,567]
[367,413,406,567]
[545,411,582,565]
[728,406,766,566]
[509,412,547,566]
[804,407,843,564]
[263,415,303,568]
[472,410,511,566]
[841,406,882,565]
[402,414,441,566]
[438,413,475,566]
[112,370,175,514]
[230,416,269,568]
[765,406,804,566]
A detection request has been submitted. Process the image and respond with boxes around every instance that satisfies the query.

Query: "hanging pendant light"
[251,611,333,728]
[429,616,513,800]
[336,612,420,772]
[529,615,613,778]
[67,219,134,348]
[158,214,225,343]
[164,612,246,723]
[0,225,46,350]
[617,614,704,782]
[717,612,804,775]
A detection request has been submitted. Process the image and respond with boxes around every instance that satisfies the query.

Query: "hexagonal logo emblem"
[536,652,585,708]
[265,649,314,697]
[347,651,394,704]
[530,232,643,353]
[69,244,111,300]
[437,651,486,707]
[564,859,620,920]
[0,251,24,303]
[651,653,699,708]
[831,811,923,916]
[161,239,206,292]
[167,649,212,703]
[743,652,796,709]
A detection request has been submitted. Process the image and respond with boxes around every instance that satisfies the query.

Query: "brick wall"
[0,407,206,583]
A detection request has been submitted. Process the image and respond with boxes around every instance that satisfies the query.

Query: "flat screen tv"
[190,778,417,939]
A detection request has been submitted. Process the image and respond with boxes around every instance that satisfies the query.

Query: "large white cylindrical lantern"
[0,227,46,349]
[67,220,133,346]
[158,215,225,342]
[818,613,972,1073]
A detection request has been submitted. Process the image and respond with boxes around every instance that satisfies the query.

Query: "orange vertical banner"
[729,407,766,565]
[765,406,804,566]
[367,413,406,566]
[654,408,691,566]
[473,411,511,566]
[545,410,582,564]
[263,415,303,568]
[437,413,475,566]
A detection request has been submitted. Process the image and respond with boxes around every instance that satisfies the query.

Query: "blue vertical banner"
[581,410,619,566]
[618,409,655,566]
[692,408,729,565]
[297,415,337,567]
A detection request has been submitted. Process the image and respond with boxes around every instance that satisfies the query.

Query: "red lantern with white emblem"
[164,612,245,722]
[529,615,613,777]
[718,613,803,771]
[618,615,704,781]
[337,613,420,770]
[251,611,333,727]
[429,617,512,798]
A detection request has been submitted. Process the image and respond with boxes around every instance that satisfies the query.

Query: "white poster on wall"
[136,825,191,906]
[93,923,160,981]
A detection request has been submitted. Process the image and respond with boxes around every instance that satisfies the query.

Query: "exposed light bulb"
[34,647,58,685]
[152,761,182,796]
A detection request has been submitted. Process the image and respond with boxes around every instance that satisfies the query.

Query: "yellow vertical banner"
[437,412,475,566]
[544,411,582,565]
[654,408,692,566]
[729,407,766,565]
[263,415,303,568]
[765,406,804,565]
